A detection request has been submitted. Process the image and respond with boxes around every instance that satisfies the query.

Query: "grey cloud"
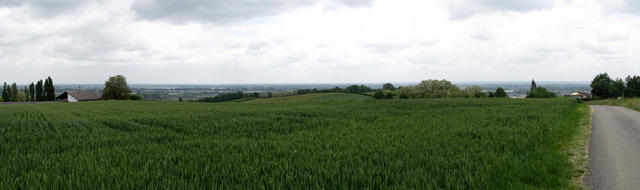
[449,0,554,19]
[623,0,640,14]
[0,0,99,16]
[131,0,373,23]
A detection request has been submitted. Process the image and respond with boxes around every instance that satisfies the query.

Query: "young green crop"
[0,93,584,189]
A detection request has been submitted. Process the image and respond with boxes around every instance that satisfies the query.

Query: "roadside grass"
[566,104,592,189]
[588,98,640,112]
[0,94,587,189]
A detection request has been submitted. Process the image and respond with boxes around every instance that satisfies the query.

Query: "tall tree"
[36,80,44,101]
[1,82,7,102]
[463,85,485,98]
[611,78,626,98]
[29,82,35,101]
[23,87,29,102]
[531,79,537,92]
[44,76,55,101]
[591,73,613,99]
[10,83,18,102]
[101,75,132,100]
[382,83,396,91]
[626,75,640,97]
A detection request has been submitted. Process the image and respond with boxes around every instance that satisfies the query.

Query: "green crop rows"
[0,93,584,189]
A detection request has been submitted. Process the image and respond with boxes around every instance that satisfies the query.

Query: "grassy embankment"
[588,98,640,112]
[0,93,589,189]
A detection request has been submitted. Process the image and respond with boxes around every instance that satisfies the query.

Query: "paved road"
[586,105,640,190]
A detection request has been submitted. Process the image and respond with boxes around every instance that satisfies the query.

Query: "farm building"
[569,92,591,100]
[56,91,100,102]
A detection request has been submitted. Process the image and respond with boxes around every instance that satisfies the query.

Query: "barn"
[569,92,591,100]
[56,91,100,102]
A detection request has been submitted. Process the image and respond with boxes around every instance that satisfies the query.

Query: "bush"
[373,90,384,99]
[527,87,556,98]
[384,92,394,99]
[197,92,245,103]
[346,85,372,94]
[494,87,508,98]
[129,94,143,101]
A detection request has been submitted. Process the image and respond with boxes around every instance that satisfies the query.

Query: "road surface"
[586,105,640,190]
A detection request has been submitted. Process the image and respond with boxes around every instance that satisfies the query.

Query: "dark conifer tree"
[1,82,8,102]
[10,83,18,102]
[44,77,55,101]
[23,87,29,101]
[29,82,35,101]
[36,80,44,101]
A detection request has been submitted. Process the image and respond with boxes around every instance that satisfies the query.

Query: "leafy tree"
[44,76,55,101]
[36,80,44,101]
[415,79,463,98]
[10,83,18,102]
[591,73,613,99]
[625,75,640,97]
[346,85,372,94]
[610,78,626,98]
[397,86,415,99]
[1,82,7,102]
[373,90,384,99]
[527,87,556,98]
[463,85,485,98]
[382,83,396,91]
[29,82,35,101]
[494,87,508,98]
[487,91,495,98]
[22,87,29,102]
[179,97,183,102]
[102,75,132,100]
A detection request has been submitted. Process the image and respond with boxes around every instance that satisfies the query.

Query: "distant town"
[52,81,591,101]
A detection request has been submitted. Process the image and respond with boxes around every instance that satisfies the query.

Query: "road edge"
[569,104,593,189]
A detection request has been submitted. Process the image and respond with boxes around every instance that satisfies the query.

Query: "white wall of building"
[68,95,78,102]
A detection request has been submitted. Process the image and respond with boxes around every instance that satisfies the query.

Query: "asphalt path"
[586,105,640,190]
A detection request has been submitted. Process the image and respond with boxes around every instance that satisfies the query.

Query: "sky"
[0,0,639,84]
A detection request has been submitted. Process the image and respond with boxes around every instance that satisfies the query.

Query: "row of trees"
[384,80,509,99]
[194,91,265,103]
[383,79,509,99]
[591,73,640,99]
[1,77,55,102]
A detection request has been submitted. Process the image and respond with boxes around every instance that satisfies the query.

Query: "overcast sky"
[0,0,639,84]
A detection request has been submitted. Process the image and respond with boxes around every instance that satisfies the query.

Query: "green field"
[0,93,587,189]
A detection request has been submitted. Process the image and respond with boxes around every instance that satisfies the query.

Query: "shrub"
[129,94,143,101]
[494,87,508,98]
[527,87,556,98]
[373,90,384,99]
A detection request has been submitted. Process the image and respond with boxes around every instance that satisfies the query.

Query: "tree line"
[1,77,55,102]
[374,80,510,99]
[591,73,640,99]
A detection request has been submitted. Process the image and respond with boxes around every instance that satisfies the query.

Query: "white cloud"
[0,0,639,84]
[131,0,373,23]
[447,0,556,19]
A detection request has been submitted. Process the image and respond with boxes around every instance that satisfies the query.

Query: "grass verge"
[588,98,640,112]
[566,104,592,189]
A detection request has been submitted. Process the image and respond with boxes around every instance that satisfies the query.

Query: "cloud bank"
[0,0,639,84]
